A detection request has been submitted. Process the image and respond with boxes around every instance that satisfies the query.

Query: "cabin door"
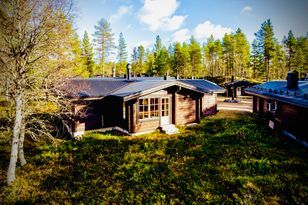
[161,97,170,126]
[237,87,242,96]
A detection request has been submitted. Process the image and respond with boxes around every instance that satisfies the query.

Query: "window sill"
[138,117,160,122]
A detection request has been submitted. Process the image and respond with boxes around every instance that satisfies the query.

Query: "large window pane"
[139,97,159,119]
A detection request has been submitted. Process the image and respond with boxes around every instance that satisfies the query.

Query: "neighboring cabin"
[225,80,256,98]
[65,70,225,136]
[245,71,308,146]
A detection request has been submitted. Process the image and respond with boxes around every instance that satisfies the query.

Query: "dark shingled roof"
[111,80,175,98]
[179,79,226,93]
[225,80,256,87]
[245,80,308,108]
[64,78,130,98]
[65,77,225,100]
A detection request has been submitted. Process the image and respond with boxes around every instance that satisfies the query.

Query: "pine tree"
[283,30,297,71]
[255,19,276,81]
[182,43,191,78]
[145,49,155,76]
[71,32,88,77]
[117,32,128,75]
[294,36,307,78]
[131,47,138,76]
[205,35,216,77]
[214,39,224,77]
[155,47,170,76]
[82,31,94,76]
[234,28,250,78]
[251,39,263,78]
[222,33,235,80]
[154,35,162,52]
[272,43,285,79]
[172,42,184,77]
[189,36,202,78]
[93,18,115,76]
[153,35,171,76]
[137,45,145,75]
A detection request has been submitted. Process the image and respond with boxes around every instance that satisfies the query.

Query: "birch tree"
[0,0,74,186]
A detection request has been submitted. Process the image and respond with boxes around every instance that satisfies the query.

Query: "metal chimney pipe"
[126,63,132,80]
[287,70,298,89]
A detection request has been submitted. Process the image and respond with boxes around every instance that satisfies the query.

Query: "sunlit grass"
[0,110,307,204]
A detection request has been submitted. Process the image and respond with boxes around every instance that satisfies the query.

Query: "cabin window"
[150,98,159,118]
[267,100,277,112]
[139,98,148,119]
[161,98,169,116]
[139,98,159,119]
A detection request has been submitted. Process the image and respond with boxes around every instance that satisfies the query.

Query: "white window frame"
[138,97,159,120]
[267,101,277,112]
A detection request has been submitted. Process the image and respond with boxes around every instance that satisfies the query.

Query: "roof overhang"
[120,81,223,102]
[245,88,308,109]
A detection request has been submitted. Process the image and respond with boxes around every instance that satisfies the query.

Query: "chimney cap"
[126,63,132,69]
[287,70,299,90]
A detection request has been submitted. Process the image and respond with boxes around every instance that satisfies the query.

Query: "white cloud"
[138,0,187,32]
[193,21,233,40]
[240,6,253,16]
[134,40,152,49]
[172,28,190,42]
[109,5,133,23]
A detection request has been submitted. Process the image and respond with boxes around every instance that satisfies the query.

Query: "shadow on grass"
[0,111,307,204]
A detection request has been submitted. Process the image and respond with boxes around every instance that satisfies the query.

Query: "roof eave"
[245,89,308,109]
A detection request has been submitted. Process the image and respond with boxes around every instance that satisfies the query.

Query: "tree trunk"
[267,58,270,81]
[18,121,27,166]
[7,94,22,186]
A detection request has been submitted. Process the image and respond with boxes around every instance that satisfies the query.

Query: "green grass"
[0,111,307,204]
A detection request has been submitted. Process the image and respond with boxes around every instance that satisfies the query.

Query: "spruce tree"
[82,31,94,76]
[117,32,128,75]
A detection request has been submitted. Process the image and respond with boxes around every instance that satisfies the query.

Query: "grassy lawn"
[0,111,307,204]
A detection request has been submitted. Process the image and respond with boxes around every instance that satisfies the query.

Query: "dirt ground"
[217,95,253,112]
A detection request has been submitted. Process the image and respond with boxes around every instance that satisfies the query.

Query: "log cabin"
[245,71,308,146]
[225,80,256,98]
[65,67,225,137]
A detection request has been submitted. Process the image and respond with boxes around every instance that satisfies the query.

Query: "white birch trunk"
[7,94,22,186]
[18,121,27,166]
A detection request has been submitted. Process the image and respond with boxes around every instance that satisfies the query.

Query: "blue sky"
[75,0,308,59]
